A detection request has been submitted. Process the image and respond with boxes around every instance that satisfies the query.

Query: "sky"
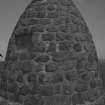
[0,0,105,61]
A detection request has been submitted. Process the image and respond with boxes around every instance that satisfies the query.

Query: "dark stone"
[18,85,30,96]
[53,84,61,95]
[47,11,58,18]
[72,93,85,105]
[16,74,24,83]
[7,71,17,83]
[74,79,88,92]
[31,25,45,32]
[89,78,97,89]
[46,24,58,32]
[35,55,50,63]
[80,71,92,81]
[0,80,7,91]
[76,57,86,71]
[56,32,66,41]
[88,53,98,63]
[27,73,37,83]
[59,25,68,33]
[79,24,89,33]
[62,84,73,95]
[31,83,40,95]
[47,4,57,12]
[45,62,57,72]
[51,51,70,62]
[35,11,46,18]
[51,72,63,84]
[7,82,18,93]
[1,70,8,82]
[29,2,46,12]
[47,42,56,53]
[21,61,32,74]
[15,31,32,50]
[33,63,44,72]
[58,41,70,51]
[32,41,46,53]
[18,51,32,60]
[81,88,100,102]
[23,18,51,26]
[73,43,82,52]
[41,33,55,41]
[40,85,54,96]
[7,92,23,104]
[0,89,8,99]
[38,73,50,85]
[0,100,9,105]
[65,70,78,82]
[24,95,41,105]
[94,96,105,105]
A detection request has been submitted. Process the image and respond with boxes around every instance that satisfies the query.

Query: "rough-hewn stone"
[74,79,89,92]
[41,32,55,41]
[65,70,78,82]
[53,84,61,95]
[2,0,101,104]
[72,93,85,105]
[18,85,30,96]
[39,85,54,96]
[51,72,63,84]
[45,62,58,72]
[46,41,56,53]
[21,61,32,74]
[35,54,50,63]
[81,88,101,103]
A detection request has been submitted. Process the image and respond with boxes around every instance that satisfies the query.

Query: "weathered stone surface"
[39,85,54,96]
[51,72,63,84]
[31,41,46,53]
[74,79,89,92]
[79,71,93,81]
[94,95,105,105]
[21,61,32,74]
[46,4,57,12]
[27,73,37,83]
[81,88,101,102]
[58,41,71,51]
[41,32,55,41]
[18,85,30,96]
[46,24,59,32]
[6,82,18,93]
[15,31,32,50]
[46,41,56,52]
[45,62,58,72]
[38,73,50,84]
[35,55,50,63]
[16,74,24,83]
[65,70,78,82]
[62,83,74,95]
[3,0,101,104]
[89,77,97,89]
[24,95,44,105]
[71,93,85,105]
[51,51,70,62]
[31,25,45,32]
[45,95,71,105]
[53,84,62,95]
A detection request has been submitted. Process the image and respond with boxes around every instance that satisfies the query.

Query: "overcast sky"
[0,0,105,60]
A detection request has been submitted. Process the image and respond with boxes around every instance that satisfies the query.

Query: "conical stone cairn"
[0,0,104,105]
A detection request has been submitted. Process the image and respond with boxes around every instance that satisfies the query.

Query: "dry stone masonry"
[0,0,104,105]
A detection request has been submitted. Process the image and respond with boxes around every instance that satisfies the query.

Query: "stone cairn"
[0,0,104,105]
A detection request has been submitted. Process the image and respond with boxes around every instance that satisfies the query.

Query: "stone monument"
[0,0,104,105]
